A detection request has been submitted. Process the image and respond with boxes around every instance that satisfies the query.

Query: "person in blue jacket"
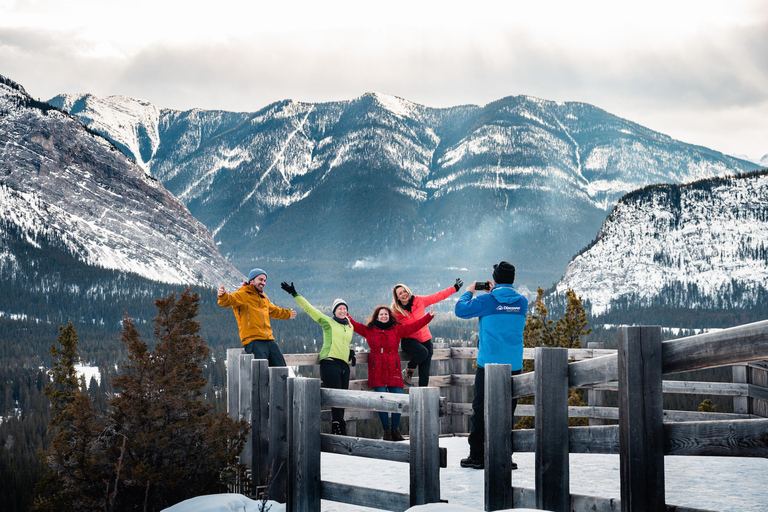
[454,261,528,470]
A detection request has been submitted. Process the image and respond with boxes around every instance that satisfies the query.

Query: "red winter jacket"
[349,313,434,388]
[392,286,457,343]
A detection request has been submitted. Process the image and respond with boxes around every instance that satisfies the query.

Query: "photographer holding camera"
[454,261,528,470]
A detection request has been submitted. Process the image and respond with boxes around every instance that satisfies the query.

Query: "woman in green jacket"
[281,281,355,435]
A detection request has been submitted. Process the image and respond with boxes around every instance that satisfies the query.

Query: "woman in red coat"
[348,305,435,441]
[391,279,463,387]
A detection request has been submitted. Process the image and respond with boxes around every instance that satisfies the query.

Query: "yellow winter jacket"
[218,285,293,345]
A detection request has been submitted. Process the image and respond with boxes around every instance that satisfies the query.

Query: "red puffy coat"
[349,313,434,388]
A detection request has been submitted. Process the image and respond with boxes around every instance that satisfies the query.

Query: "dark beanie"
[493,261,515,284]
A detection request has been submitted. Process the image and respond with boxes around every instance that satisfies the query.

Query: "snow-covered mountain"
[48,91,760,292]
[0,75,243,289]
[555,170,768,316]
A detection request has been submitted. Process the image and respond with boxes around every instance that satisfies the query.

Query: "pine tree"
[105,289,250,510]
[516,288,592,428]
[33,323,105,512]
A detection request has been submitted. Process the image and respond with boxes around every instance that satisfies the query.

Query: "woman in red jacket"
[348,305,435,441]
[391,279,463,387]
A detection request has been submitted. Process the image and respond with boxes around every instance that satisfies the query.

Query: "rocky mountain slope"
[555,169,768,319]
[0,75,244,289]
[49,91,759,295]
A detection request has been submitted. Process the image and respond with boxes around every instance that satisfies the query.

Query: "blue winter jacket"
[455,284,528,371]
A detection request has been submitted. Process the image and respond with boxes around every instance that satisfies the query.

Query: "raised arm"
[419,282,462,307]
[347,315,371,338]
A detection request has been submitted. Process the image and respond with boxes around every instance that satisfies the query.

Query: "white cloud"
[1,0,767,159]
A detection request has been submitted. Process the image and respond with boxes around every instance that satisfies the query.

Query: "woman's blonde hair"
[391,283,413,319]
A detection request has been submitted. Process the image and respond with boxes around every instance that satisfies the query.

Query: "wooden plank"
[226,348,244,420]
[268,367,289,503]
[535,348,570,512]
[288,378,321,512]
[618,326,665,512]
[251,359,270,489]
[485,364,512,511]
[409,387,441,506]
[662,319,768,373]
[321,388,409,413]
[513,425,621,455]
[664,419,768,457]
[449,346,616,361]
[320,434,448,468]
[589,380,750,396]
[569,353,619,388]
[238,353,254,473]
[518,486,712,512]
[507,404,752,422]
[749,383,768,402]
[512,371,535,399]
[321,433,410,462]
[320,481,411,512]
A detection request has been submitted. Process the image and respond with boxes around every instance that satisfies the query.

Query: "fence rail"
[227,319,768,511]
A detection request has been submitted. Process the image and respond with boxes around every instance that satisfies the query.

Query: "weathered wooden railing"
[227,319,768,511]
[499,322,768,512]
[226,351,447,511]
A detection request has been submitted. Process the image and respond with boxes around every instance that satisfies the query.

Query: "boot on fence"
[391,428,405,441]
[382,429,393,441]
[402,367,415,386]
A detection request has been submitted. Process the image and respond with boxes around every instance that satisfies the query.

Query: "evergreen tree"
[34,323,105,512]
[105,289,249,510]
[516,288,591,428]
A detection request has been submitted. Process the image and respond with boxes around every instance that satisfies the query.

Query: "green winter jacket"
[294,295,353,362]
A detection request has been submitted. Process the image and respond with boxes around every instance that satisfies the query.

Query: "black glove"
[454,278,464,291]
[349,349,356,367]
[280,281,297,296]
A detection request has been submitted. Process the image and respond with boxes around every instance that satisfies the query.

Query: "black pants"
[401,338,433,387]
[468,366,521,459]
[320,359,350,423]
[244,339,286,367]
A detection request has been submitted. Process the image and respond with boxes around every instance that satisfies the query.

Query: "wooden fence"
[227,319,768,511]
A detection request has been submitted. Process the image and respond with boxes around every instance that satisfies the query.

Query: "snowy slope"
[555,170,768,315]
[0,75,243,288]
[49,88,760,292]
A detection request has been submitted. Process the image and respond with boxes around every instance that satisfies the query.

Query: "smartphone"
[474,281,489,291]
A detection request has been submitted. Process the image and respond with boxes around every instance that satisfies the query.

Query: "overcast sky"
[1,0,766,160]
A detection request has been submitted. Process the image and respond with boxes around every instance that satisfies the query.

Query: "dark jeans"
[401,338,433,387]
[244,339,286,367]
[372,386,403,429]
[468,366,521,459]
[320,359,351,423]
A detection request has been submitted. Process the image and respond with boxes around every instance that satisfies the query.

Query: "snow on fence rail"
[226,319,768,512]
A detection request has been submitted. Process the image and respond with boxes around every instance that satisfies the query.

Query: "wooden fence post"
[268,367,289,503]
[587,342,607,426]
[409,386,441,506]
[450,341,471,433]
[618,326,665,512]
[226,348,244,421]
[239,353,254,473]
[485,363,512,511]
[288,378,321,512]
[534,347,570,512]
[732,363,749,414]
[251,358,270,491]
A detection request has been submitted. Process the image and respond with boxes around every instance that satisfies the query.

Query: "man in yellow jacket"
[218,268,297,366]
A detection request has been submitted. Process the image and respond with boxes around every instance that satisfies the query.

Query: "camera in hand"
[474,281,489,291]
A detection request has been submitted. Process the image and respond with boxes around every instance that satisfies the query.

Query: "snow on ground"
[164,436,767,512]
